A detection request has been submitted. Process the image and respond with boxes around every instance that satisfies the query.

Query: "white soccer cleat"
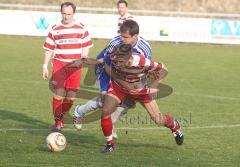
[73,115,83,130]
[73,105,83,130]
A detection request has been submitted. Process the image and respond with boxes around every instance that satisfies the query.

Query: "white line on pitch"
[174,92,240,101]
[1,124,240,132]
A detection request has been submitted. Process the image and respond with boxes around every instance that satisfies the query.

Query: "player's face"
[118,3,127,17]
[61,5,75,25]
[121,32,138,46]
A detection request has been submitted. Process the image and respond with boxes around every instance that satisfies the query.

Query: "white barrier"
[0,10,239,44]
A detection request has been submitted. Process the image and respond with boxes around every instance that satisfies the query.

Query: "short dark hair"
[61,2,76,13]
[117,0,128,7]
[120,20,139,36]
[115,44,132,58]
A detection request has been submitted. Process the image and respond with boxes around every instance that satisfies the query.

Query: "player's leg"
[64,66,81,112]
[101,82,125,153]
[59,65,81,127]
[72,76,108,129]
[141,100,184,145]
[111,98,135,138]
[52,90,65,131]
[111,97,136,123]
[73,96,102,129]
[101,94,120,153]
[51,60,67,131]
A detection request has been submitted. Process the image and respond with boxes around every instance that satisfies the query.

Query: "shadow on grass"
[0,110,49,129]
[0,110,100,148]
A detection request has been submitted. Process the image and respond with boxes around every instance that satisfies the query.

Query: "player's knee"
[53,94,64,100]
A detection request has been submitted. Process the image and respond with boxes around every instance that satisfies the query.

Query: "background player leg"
[73,96,102,129]
[52,88,65,131]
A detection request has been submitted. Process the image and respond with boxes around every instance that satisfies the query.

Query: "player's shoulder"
[108,35,122,48]
[138,36,150,45]
[74,22,86,29]
[109,35,122,43]
[137,36,152,53]
[51,22,62,30]
[126,14,134,19]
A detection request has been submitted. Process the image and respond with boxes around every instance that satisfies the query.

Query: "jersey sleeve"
[104,35,121,56]
[147,61,165,80]
[135,54,165,80]
[104,53,112,65]
[81,26,93,49]
[43,29,55,51]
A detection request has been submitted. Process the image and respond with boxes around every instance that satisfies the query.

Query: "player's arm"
[42,50,53,80]
[70,47,91,67]
[149,63,168,89]
[82,57,103,65]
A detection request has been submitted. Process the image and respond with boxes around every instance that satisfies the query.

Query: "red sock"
[101,117,114,145]
[62,98,74,114]
[52,97,63,121]
[164,113,174,129]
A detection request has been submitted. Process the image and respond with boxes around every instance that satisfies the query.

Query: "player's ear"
[133,34,138,39]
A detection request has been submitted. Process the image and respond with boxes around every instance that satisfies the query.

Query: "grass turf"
[0,35,240,166]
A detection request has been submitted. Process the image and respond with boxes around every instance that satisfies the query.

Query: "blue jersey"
[97,35,152,93]
[105,35,152,59]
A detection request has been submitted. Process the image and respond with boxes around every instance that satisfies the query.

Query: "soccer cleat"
[101,144,114,153]
[72,105,83,130]
[72,115,83,130]
[171,121,184,145]
[51,121,63,132]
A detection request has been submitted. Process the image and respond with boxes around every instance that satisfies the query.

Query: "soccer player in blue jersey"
[73,20,152,136]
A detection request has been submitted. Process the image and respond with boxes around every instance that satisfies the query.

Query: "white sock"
[75,97,102,117]
[111,106,128,124]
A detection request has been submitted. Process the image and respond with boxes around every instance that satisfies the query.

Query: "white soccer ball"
[46,132,66,152]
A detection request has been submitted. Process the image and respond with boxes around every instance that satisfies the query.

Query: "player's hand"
[42,68,48,80]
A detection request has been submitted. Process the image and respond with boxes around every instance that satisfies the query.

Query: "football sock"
[62,98,73,114]
[101,117,114,145]
[52,97,63,122]
[164,113,174,129]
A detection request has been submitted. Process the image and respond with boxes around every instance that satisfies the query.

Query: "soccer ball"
[46,132,66,152]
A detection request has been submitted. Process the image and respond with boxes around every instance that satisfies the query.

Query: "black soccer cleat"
[101,144,114,153]
[51,121,63,132]
[173,129,184,145]
[172,121,184,145]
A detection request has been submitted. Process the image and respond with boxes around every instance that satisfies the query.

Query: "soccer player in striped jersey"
[101,44,184,153]
[42,2,93,131]
[117,0,134,33]
[73,20,151,137]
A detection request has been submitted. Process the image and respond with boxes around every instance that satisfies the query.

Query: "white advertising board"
[0,10,239,44]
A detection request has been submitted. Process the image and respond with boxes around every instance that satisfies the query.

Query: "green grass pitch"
[0,35,240,166]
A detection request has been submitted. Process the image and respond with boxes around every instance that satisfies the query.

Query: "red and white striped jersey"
[117,14,134,33]
[111,53,165,91]
[43,22,93,60]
